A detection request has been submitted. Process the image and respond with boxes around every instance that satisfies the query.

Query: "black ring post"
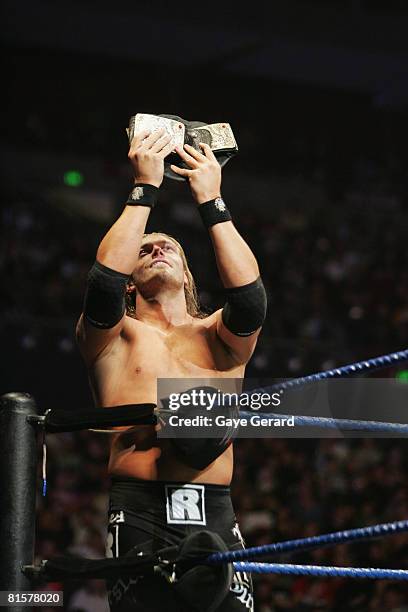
[0,393,39,611]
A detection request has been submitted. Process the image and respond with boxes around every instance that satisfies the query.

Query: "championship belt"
[126,113,238,181]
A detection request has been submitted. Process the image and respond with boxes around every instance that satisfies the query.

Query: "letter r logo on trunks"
[165,484,206,525]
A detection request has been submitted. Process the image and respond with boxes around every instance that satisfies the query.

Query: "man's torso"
[82,313,245,484]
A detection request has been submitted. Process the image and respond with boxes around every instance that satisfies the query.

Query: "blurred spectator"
[68,580,109,612]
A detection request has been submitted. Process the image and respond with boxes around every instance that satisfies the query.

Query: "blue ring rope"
[207,519,408,563]
[207,352,408,579]
[239,412,408,434]
[252,349,408,394]
[232,562,408,580]
[235,348,408,433]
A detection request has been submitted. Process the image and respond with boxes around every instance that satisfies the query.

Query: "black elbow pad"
[222,277,267,337]
[83,261,130,329]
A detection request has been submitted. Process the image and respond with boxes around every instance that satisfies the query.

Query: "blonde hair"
[126,232,206,318]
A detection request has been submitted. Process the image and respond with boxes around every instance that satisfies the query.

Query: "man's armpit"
[76,313,125,364]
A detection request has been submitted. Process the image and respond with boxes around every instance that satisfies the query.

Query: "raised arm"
[170,143,267,364]
[76,129,174,364]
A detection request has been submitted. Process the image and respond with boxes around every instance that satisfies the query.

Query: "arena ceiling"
[2,0,408,105]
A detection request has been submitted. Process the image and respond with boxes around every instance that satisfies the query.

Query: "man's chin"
[138,269,181,291]
[149,266,172,279]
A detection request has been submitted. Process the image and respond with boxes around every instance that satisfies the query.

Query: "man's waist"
[109,475,231,497]
[109,476,233,528]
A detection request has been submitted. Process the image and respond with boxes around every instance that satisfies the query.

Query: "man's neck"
[135,290,191,330]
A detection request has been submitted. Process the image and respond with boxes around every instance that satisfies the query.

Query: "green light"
[64,170,84,187]
[396,370,408,382]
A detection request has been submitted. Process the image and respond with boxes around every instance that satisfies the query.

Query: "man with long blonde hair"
[125,231,204,320]
[76,128,266,611]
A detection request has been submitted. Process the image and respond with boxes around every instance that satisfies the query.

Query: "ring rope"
[207,519,408,563]
[254,349,408,394]
[25,519,408,583]
[239,412,408,434]
[232,562,408,580]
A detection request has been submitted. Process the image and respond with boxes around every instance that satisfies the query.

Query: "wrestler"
[76,128,267,611]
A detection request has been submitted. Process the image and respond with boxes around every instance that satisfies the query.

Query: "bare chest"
[91,321,244,407]
[128,323,239,378]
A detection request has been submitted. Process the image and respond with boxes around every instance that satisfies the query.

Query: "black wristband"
[198,197,232,228]
[126,183,159,208]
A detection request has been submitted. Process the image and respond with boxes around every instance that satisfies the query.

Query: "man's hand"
[170,143,222,204]
[128,128,174,188]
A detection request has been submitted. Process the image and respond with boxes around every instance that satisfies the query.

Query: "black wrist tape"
[198,197,232,228]
[126,183,159,208]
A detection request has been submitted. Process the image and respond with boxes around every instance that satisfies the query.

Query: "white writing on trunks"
[165,484,206,525]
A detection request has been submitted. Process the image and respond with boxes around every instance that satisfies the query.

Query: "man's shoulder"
[121,313,146,336]
[191,310,221,328]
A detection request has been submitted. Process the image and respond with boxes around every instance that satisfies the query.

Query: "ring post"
[0,393,39,610]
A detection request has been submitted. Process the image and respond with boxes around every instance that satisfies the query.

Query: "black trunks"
[106,477,254,612]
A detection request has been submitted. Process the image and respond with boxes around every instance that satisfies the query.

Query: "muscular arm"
[76,206,150,363]
[209,220,266,364]
[96,206,150,273]
[208,220,259,288]
[77,129,173,364]
[171,143,267,364]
